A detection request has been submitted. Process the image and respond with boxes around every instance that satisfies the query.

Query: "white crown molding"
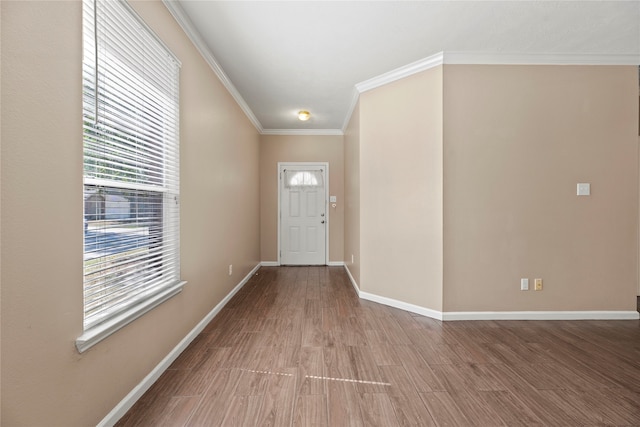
[156,4,640,136]
[341,88,361,134]
[162,0,264,133]
[348,50,639,131]
[354,51,640,96]
[443,52,640,66]
[261,129,344,136]
[355,51,445,94]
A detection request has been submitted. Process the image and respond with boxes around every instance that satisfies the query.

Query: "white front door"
[279,164,327,265]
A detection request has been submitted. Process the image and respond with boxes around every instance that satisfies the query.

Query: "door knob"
[321,213,325,217]
[321,220,325,224]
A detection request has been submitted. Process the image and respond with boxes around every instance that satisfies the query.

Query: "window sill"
[76,281,187,353]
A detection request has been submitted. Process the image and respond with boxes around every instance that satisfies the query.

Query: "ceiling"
[167,1,640,133]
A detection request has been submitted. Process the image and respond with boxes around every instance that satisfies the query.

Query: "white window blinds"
[80,0,182,346]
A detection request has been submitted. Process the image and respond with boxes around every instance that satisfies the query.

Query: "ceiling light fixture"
[298,110,311,121]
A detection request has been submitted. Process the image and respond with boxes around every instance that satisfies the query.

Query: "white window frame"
[76,0,184,353]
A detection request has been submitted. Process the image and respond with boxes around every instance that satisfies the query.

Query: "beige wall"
[1,1,260,425]
[359,68,444,311]
[349,64,637,314]
[443,65,638,312]
[259,135,344,263]
[344,101,361,285]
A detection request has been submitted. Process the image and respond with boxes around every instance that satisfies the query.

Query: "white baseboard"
[357,292,639,321]
[343,264,360,296]
[98,263,261,427]
[443,310,640,321]
[327,261,345,267]
[359,290,444,321]
[342,265,443,319]
[341,266,639,322]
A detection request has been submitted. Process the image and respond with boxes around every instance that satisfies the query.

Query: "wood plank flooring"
[116,266,640,426]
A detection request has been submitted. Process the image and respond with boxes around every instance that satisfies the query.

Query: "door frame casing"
[277,162,329,266]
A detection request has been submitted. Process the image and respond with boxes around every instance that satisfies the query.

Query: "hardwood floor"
[116,266,640,426]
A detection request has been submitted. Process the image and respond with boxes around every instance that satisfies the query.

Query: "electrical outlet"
[521,278,529,291]
[351,254,354,264]
[534,278,543,291]
[228,264,233,276]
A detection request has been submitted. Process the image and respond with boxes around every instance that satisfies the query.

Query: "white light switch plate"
[577,183,590,196]
[330,196,337,203]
